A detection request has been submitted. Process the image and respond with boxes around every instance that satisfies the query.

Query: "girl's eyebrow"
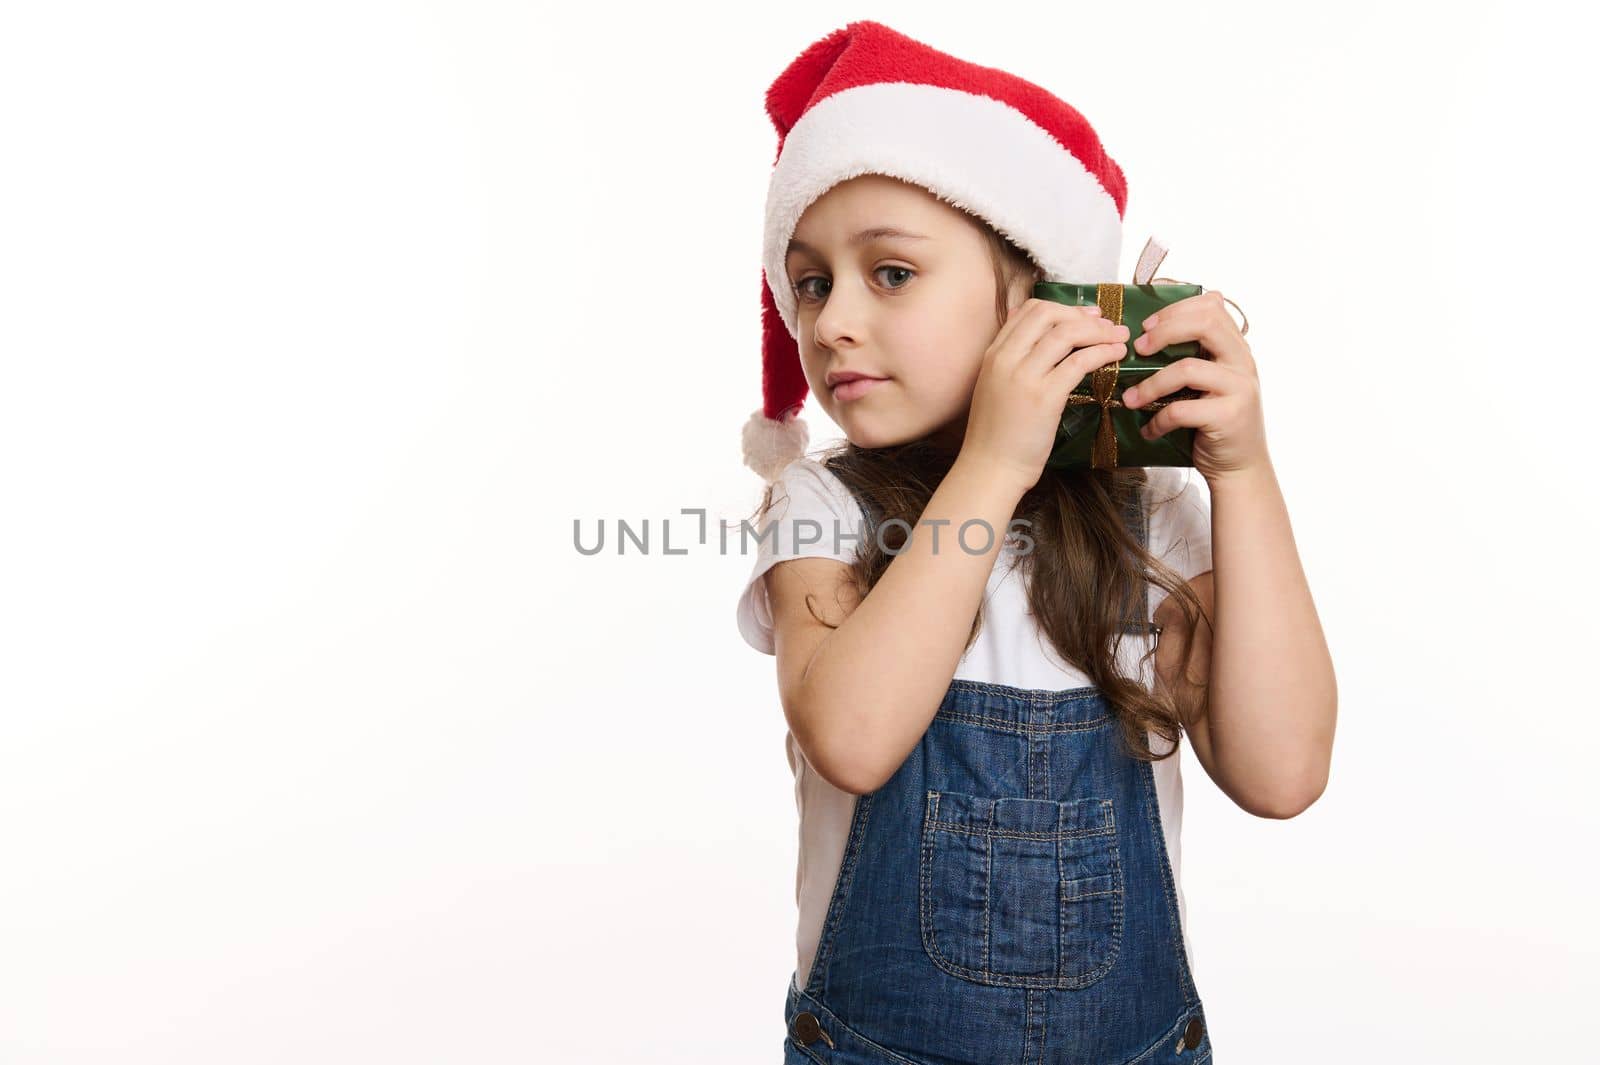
[786,227,932,259]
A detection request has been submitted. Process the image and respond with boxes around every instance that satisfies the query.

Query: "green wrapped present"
[1032,279,1210,470]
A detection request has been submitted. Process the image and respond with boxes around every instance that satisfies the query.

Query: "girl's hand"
[959,298,1133,495]
[1118,290,1269,482]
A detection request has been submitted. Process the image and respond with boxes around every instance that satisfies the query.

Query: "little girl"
[735,21,1337,1065]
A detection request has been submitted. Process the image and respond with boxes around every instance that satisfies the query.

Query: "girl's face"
[784,173,1030,453]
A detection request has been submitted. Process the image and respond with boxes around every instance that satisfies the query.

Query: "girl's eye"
[877,266,914,288]
[793,266,915,302]
[793,276,828,301]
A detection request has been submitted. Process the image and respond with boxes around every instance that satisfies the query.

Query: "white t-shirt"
[736,456,1215,987]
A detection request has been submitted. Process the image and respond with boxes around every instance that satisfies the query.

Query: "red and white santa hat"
[743,20,1130,482]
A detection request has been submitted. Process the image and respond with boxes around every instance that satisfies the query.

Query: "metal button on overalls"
[791,1011,832,1047]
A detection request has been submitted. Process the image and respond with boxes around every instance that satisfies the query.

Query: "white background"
[2,1,1595,1061]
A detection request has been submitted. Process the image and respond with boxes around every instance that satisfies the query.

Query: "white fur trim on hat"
[762,81,1123,341]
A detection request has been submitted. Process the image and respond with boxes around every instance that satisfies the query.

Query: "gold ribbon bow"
[1059,236,1249,469]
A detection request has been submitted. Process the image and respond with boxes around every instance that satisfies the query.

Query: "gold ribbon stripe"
[1061,283,1177,469]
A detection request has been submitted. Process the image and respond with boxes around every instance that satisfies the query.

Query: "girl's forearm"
[1207,460,1338,813]
[797,456,1026,794]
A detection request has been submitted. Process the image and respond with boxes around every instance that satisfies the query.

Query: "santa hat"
[743,20,1129,482]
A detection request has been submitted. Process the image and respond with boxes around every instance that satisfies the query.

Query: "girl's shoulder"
[761,455,864,528]
[773,453,850,494]
[736,455,864,655]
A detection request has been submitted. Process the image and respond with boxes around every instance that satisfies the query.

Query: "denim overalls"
[782,477,1213,1065]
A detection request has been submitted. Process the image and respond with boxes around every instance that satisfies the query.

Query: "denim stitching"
[1112,1006,1210,1065]
[924,794,1114,841]
[1056,833,1066,986]
[925,817,1115,842]
[1036,987,1048,1065]
[1023,988,1030,1065]
[943,677,1101,703]
[787,1036,827,1065]
[789,988,926,1065]
[1138,756,1200,1005]
[982,798,992,973]
[934,708,1112,733]
[920,790,1125,989]
[803,790,875,998]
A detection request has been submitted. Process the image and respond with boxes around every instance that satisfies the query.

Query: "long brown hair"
[747,217,1211,762]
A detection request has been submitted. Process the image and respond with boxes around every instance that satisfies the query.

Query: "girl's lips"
[831,376,888,402]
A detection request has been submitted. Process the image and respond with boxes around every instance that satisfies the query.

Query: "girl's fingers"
[1136,291,1252,370]
[1135,394,1230,441]
[1018,315,1128,378]
[988,299,1065,362]
[995,302,1111,373]
[1121,356,1235,408]
[1042,342,1128,414]
[1043,340,1127,383]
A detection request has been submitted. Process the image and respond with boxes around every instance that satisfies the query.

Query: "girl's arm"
[765,455,1026,795]
[1154,460,1337,818]
[1124,287,1336,819]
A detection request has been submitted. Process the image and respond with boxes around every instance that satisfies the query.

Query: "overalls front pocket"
[918,788,1124,990]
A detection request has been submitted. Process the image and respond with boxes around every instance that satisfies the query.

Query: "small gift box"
[1031,237,1244,471]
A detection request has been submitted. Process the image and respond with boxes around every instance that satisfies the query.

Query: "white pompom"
[741,407,809,482]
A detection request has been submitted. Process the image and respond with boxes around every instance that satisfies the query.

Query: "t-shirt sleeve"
[1145,466,1214,615]
[735,458,866,655]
